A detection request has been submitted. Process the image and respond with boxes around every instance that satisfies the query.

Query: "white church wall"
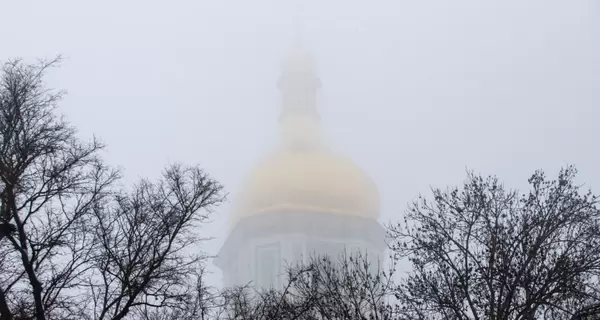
[224,217,385,291]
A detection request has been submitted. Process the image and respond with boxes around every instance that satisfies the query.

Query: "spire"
[276,2,324,151]
[277,43,321,122]
[276,44,324,151]
[276,0,321,122]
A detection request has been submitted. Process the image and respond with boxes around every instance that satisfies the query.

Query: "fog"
[1,0,599,288]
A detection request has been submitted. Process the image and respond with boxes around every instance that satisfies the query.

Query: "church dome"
[228,43,379,227]
[229,149,380,225]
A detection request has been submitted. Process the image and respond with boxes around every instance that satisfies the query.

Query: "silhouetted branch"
[0,57,119,320]
[217,251,397,320]
[388,166,600,320]
[88,164,224,320]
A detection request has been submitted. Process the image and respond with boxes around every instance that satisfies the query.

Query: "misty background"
[1,0,599,287]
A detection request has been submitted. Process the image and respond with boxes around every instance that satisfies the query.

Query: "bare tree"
[216,268,314,320]
[87,164,224,320]
[388,166,600,320]
[129,261,224,320]
[0,58,119,320]
[217,251,398,320]
[0,58,225,320]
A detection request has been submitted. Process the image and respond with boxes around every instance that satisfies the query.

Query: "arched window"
[255,242,281,289]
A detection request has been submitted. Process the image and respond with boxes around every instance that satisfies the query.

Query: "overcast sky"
[1,0,599,286]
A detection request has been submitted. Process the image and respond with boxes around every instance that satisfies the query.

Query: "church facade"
[214,44,385,290]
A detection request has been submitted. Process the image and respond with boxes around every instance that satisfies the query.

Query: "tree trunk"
[0,289,13,320]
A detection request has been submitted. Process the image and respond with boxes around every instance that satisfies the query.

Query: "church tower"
[215,44,385,290]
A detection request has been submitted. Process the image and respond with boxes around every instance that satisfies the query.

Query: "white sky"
[1,0,599,286]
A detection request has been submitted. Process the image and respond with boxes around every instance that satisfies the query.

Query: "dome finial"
[279,0,319,117]
[277,39,320,122]
[286,0,313,74]
[275,2,323,150]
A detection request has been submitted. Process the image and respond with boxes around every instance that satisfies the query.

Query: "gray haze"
[1,0,599,287]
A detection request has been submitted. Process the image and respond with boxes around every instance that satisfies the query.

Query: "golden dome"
[229,149,380,226]
[228,44,379,227]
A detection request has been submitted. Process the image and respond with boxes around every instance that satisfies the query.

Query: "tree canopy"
[388,167,600,320]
